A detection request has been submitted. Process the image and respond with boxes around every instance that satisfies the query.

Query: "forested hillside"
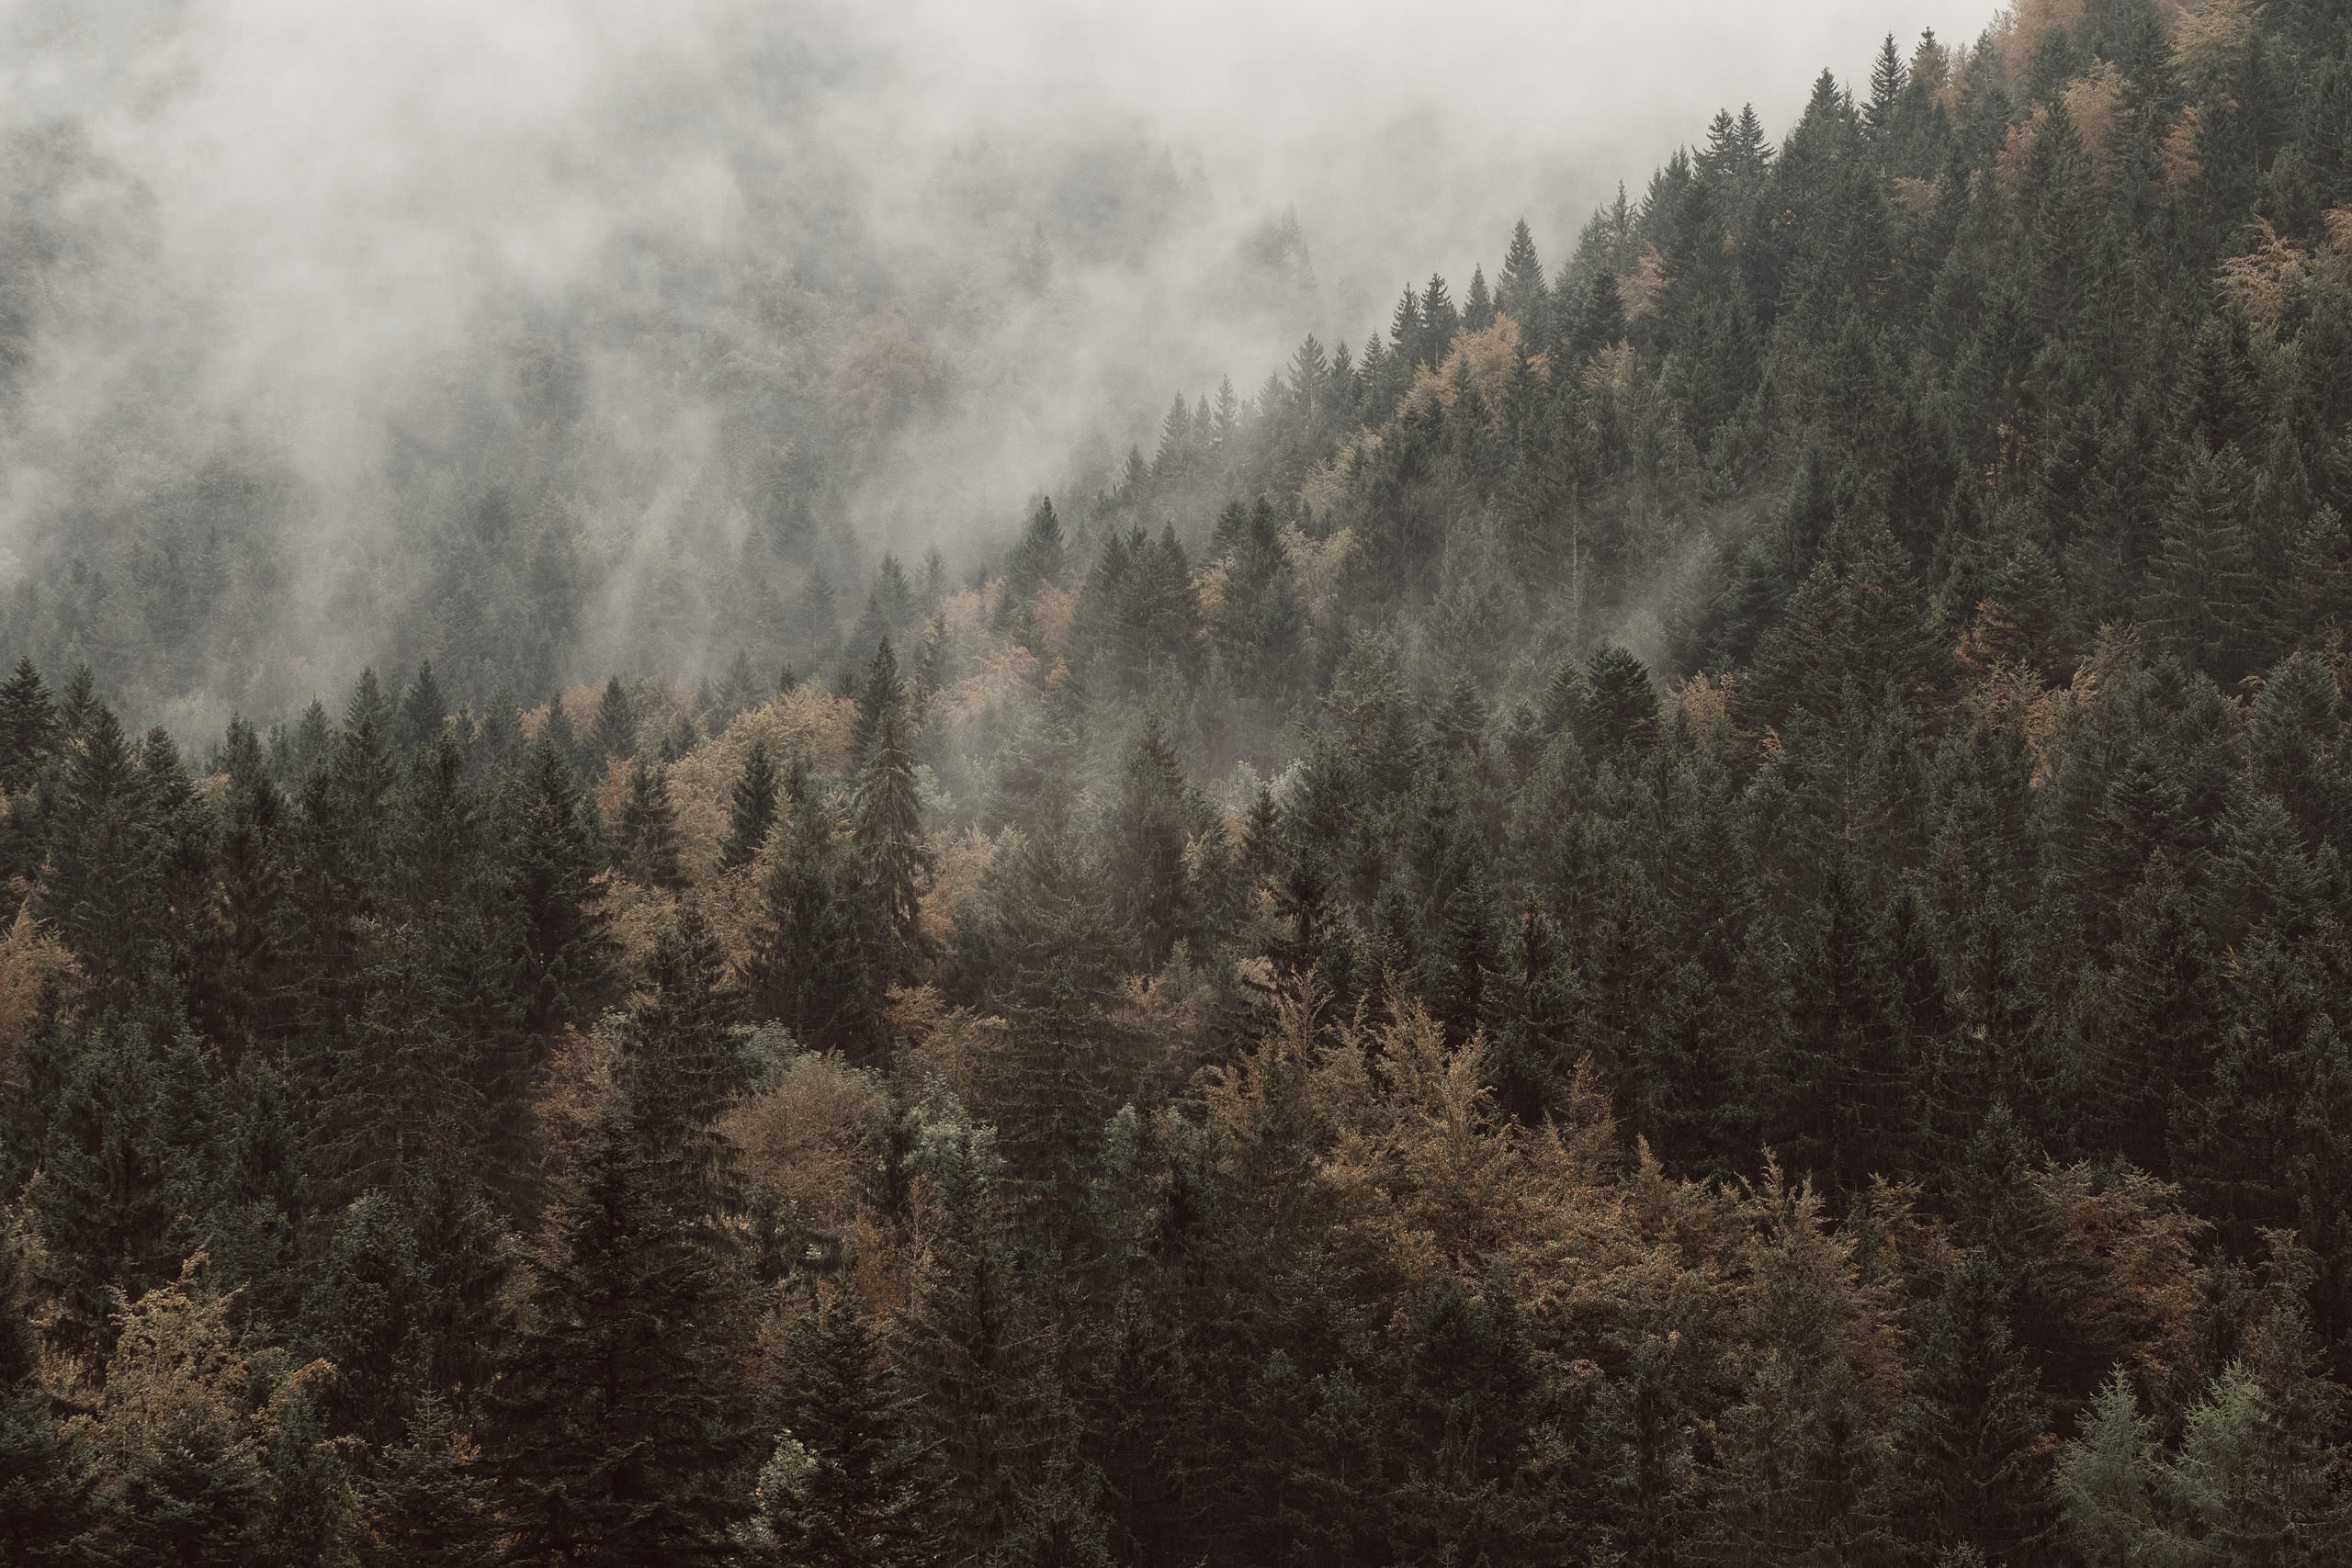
[11,0,2352,1562]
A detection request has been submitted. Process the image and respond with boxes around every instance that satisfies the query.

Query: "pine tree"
[752,1292,934,1568]
[492,907,757,1564]
[0,657,58,794]
[540,693,585,780]
[1420,273,1458,364]
[57,663,97,739]
[1863,34,1905,142]
[744,794,873,1059]
[398,661,448,754]
[615,756,683,887]
[591,676,637,765]
[852,637,905,767]
[1483,906,1572,1125]
[1497,220,1548,327]
[721,739,781,870]
[359,1394,503,1568]
[1902,1250,2057,1562]
[40,704,161,990]
[1430,865,1500,1043]
[1389,284,1424,367]
[1106,714,1199,973]
[212,717,289,1043]
[494,736,614,1040]
[1005,498,1067,597]
[1578,643,1658,756]
[891,1107,1036,1560]
[0,1236,94,1564]
[1462,265,1495,333]
[853,702,935,989]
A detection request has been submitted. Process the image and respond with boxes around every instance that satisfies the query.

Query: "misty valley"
[8,0,2352,1563]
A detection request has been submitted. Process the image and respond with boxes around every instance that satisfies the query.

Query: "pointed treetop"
[1498,220,1548,322]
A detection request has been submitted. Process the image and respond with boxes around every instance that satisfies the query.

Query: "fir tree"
[615,756,683,887]
[494,736,614,1040]
[591,676,637,765]
[721,739,781,871]
[398,661,448,754]
[753,1292,934,1568]
[1497,219,1548,326]
[853,701,935,990]
[492,907,757,1564]
[0,657,58,794]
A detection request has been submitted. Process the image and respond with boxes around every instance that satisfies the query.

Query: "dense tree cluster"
[8,1,2352,1562]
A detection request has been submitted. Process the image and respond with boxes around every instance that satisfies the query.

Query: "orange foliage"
[723,1050,889,1250]
[664,690,855,879]
[1395,315,1544,428]
[0,901,69,1087]
[1617,244,1669,322]
[882,983,1006,1111]
[918,826,996,943]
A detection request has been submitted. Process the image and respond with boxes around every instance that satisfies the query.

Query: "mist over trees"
[11,0,2352,1562]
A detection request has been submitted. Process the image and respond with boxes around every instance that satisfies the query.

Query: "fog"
[0,0,2000,726]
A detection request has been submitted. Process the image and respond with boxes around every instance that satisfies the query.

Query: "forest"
[8,0,2352,1562]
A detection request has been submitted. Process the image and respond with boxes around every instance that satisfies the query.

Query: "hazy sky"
[861,0,2007,321]
[0,0,2009,713]
[4,0,2008,397]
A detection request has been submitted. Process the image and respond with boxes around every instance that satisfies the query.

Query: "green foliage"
[10,5,2352,1562]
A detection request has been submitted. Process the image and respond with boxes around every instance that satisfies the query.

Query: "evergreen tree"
[492,907,757,1564]
[1497,219,1548,327]
[1106,714,1199,973]
[398,661,448,754]
[0,656,58,794]
[1005,498,1067,598]
[1577,642,1658,756]
[591,676,637,765]
[1902,1250,2057,1563]
[494,736,614,1040]
[0,1236,94,1564]
[752,1292,934,1568]
[615,756,683,887]
[744,793,873,1059]
[1462,265,1495,333]
[721,739,781,870]
[853,701,935,989]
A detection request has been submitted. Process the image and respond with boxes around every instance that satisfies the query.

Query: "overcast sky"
[0,0,2010,709]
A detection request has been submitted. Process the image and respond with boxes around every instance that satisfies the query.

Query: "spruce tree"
[1577,643,1658,756]
[753,1292,934,1568]
[721,739,781,870]
[1902,1250,2057,1562]
[744,795,873,1059]
[1497,219,1548,326]
[397,661,448,754]
[540,694,585,779]
[852,637,905,766]
[492,907,757,1564]
[1463,265,1495,332]
[1106,714,1198,973]
[0,1237,94,1563]
[614,756,683,887]
[0,657,57,794]
[1484,906,1572,1125]
[494,736,614,1040]
[591,675,637,765]
[40,704,161,990]
[1004,498,1067,598]
[853,702,935,989]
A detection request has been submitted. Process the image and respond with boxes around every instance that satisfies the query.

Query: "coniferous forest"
[13,0,2352,1562]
